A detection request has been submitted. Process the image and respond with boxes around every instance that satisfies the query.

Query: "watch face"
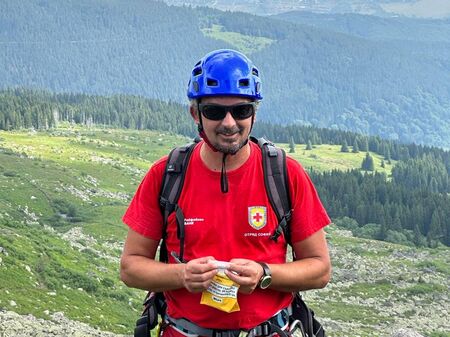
[260,275,272,289]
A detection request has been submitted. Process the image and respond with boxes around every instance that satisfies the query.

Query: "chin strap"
[221,153,229,193]
[198,126,218,153]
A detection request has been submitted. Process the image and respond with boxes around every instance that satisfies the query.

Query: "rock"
[0,310,130,337]
[9,300,17,307]
[391,328,425,337]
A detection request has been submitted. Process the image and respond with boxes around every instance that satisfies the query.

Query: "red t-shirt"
[123,141,330,329]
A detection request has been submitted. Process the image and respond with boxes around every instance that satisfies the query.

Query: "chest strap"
[165,306,291,337]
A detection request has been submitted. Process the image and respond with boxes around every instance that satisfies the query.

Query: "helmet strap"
[197,103,219,153]
[221,153,229,193]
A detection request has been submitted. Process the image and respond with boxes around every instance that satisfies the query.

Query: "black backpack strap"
[290,293,326,337]
[251,137,292,244]
[135,141,197,337]
[159,141,197,263]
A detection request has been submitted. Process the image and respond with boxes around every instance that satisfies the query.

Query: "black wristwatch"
[257,262,272,289]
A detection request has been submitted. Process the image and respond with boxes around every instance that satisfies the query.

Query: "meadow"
[0,124,447,337]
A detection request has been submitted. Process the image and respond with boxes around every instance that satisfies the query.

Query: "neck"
[200,142,251,171]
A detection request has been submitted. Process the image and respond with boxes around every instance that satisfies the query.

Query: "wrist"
[257,262,272,289]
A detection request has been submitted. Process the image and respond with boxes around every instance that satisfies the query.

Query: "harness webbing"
[165,306,291,337]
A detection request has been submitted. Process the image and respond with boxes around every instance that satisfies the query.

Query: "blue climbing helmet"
[187,49,262,100]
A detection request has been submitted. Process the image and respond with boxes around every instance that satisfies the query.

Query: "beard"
[213,125,248,155]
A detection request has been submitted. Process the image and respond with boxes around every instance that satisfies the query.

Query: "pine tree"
[384,147,391,163]
[352,138,359,153]
[289,136,295,153]
[341,140,349,153]
[361,138,369,152]
[361,152,375,171]
[306,140,312,150]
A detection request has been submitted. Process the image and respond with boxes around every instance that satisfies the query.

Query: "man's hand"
[182,256,218,293]
[226,258,264,294]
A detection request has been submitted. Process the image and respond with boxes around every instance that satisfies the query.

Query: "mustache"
[215,125,242,135]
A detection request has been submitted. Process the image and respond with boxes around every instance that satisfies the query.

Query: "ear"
[190,105,200,124]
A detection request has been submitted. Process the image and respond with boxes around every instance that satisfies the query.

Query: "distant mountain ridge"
[271,11,450,42]
[161,0,450,18]
[1,0,450,148]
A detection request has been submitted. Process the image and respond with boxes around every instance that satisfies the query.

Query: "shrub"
[3,171,18,177]
[334,216,359,231]
[51,198,87,223]
[353,223,381,239]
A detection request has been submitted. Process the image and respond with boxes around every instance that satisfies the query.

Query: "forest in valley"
[1,88,448,248]
[1,0,449,147]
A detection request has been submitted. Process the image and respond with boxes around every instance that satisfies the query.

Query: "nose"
[221,111,237,127]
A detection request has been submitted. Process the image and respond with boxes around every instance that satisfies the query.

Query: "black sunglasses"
[198,102,256,121]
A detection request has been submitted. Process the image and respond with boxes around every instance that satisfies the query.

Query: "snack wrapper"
[200,263,240,313]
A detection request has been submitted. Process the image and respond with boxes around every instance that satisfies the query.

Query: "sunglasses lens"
[232,104,254,120]
[201,105,226,120]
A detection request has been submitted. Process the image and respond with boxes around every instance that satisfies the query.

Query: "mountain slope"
[1,125,449,337]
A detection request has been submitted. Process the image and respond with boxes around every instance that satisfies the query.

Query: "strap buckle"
[249,322,271,337]
[213,330,242,337]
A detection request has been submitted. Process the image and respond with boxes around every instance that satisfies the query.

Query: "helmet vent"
[193,67,202,76]
[238,79,249,87]
[206,78,218,86]
[252,68,259,76]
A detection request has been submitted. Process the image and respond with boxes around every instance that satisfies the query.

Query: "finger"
[228,263,251,277]
[229,258,250,265]
[185,276,217,293]
[187,269,218,282]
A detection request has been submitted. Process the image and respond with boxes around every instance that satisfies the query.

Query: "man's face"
[198,96,254,155]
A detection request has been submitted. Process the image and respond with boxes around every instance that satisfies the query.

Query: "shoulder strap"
[159,140,198,263]
[135,141,199,337]
[250,136,292,244]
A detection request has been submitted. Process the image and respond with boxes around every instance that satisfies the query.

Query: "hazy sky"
[382,0,450,18]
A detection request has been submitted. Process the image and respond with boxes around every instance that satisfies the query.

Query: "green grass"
[201,24,275,54]
[0,223,143,333]
[317,300,390,325]
[343,281,393,299]
[278,143,395,176]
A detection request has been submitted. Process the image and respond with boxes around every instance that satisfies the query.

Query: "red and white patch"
[248,206,267,230]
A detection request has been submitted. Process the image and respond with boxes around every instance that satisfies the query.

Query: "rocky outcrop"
[391,329,425,337]
[0,310,131,337]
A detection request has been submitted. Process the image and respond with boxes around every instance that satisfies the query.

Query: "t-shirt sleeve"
[122,156,168,240]
[287,157,331,243]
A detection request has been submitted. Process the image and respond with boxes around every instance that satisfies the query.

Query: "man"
[120,49,331,336]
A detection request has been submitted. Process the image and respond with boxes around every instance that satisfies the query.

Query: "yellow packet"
[200,272,240,313]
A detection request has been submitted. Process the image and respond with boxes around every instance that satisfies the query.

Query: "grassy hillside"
[0,125,188,334]
[0,125,448,337]
[279,143,395,175]
[201,24,275,54]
